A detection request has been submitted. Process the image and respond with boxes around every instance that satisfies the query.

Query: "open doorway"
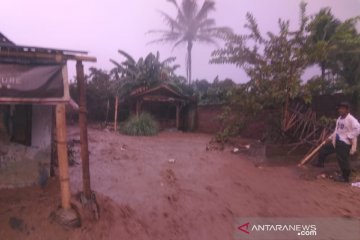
[0,104,32,146]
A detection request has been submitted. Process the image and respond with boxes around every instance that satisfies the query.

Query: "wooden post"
[55,104,71,210]
[76,60,91,199]
[114,96,119,131]
[176,104,180,129]
[136,100,142,117]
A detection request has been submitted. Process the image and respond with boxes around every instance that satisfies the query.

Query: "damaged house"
[0,34,71,188]
[0,33,97,220]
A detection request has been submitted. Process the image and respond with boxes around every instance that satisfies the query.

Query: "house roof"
[129,84,191,104]
[0,32,87,54]
[0,32,96,64]
[0,33,15,47]
[131,84,186,98]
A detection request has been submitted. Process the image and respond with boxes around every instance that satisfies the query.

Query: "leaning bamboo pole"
[76,60,91,199]
[55,104,71,210]
[298,138,328,167]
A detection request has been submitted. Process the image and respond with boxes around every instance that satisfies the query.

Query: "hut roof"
[130,84,190,103]
[0,33,15,47]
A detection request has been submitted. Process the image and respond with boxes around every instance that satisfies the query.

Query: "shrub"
[121,113,159,136]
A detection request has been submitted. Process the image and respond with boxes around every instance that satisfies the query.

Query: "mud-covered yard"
[1,125,360,240]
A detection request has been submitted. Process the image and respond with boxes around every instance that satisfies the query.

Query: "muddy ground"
[1,125,360,240]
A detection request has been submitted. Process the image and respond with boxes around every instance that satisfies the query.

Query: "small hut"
[0,33,96,222]
[128,84,196,130]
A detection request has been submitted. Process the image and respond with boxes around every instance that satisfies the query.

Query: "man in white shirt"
[312,102,360,182]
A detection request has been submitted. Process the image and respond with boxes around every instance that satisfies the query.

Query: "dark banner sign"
[0,63,69,104]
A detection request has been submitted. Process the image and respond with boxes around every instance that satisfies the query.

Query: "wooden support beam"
[0,50,97,63]
[136,100,143,117]
[114,96,119,131]
[176,105,181,129]
[76,60,92,199]
[55,104,71,210]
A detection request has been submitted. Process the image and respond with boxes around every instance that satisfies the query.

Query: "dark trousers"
[318,140,351,180]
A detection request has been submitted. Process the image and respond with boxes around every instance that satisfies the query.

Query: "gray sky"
[1,0,360,82]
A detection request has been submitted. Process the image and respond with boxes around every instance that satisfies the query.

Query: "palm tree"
[149,0,231,85]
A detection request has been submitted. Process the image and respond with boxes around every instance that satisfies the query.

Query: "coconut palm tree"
[149,0,231,85]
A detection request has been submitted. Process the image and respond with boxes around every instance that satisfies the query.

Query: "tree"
[306,10,360,109]
[306,8,341,81]
[211,3,309,130]
[69,68,115,122]
[110,50,182,99]
[149,0,231,84]
[110,50,190,128]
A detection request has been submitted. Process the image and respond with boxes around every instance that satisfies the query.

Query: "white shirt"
[331,113,360,145]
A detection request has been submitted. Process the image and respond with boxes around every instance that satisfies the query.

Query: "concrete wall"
[0,105,52,189]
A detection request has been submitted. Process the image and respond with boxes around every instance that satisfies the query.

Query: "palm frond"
[196,0,215,22]
[109,59,123,69]
[167,0,187,25]
[197,18,216,29]
[162,56,177,65]
[172,37,187,50]
[181,0,198,20]
[195,34,218,46]
[118,50,136,64]
[159,11,184,31]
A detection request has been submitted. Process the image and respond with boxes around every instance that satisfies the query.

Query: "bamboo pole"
[114,96,119,131]
[55,104,71,210]
[298,138,328,167]
[76,60,91,199]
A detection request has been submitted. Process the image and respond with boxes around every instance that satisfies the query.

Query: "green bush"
[121,113,159,136]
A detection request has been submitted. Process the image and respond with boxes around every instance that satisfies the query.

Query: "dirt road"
[1,126,360,239]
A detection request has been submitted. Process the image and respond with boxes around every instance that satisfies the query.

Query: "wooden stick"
[56,104,71,210]
[298,138,328,167]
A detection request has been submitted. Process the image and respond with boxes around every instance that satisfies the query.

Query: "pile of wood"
[282,103,334,156]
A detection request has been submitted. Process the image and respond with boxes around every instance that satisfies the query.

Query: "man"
[312,102,360,182]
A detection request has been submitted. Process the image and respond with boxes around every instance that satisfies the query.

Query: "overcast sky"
[1,0,360,82]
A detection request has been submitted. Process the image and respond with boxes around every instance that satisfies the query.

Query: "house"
[0,45,70,188]
[0,32,96,222]
[127,84,197,130]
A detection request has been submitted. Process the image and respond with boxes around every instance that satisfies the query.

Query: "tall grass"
[121,113,159,136]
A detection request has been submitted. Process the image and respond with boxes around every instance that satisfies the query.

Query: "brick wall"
[196,104,225,134]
